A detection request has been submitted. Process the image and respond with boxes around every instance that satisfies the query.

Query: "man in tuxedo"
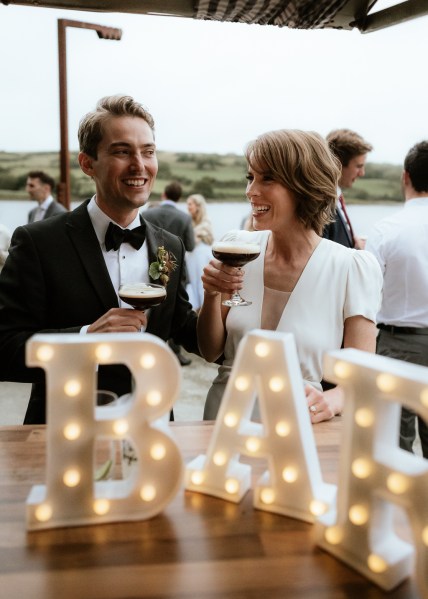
[0,95,237,424]
[323,129,372,249]
[26,171,67,223]
[144,181,195,366]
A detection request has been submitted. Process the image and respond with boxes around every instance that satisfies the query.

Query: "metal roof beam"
[355,0,428,32]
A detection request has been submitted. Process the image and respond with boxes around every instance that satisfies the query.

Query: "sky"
[0,2,427,164]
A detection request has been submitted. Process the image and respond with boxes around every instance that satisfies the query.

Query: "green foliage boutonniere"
[149,246,177,286]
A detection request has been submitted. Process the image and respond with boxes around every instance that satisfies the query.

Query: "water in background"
[0,200,402,241]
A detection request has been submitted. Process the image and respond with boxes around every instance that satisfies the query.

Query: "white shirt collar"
[39,195,54,211]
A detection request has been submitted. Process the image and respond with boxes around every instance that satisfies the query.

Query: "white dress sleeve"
[343,249,383,322]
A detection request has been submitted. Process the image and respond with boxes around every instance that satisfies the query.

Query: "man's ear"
[78,152,95,177]
[402,170,410,187]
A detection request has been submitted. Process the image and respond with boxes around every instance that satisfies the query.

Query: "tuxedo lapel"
[143,218,167,283]
[65,201,118,311]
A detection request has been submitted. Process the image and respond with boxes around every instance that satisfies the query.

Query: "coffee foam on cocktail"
[212,242,260,253]
[119,284,166,298]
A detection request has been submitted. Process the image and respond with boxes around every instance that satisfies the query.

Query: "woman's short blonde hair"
[245,130,340,235]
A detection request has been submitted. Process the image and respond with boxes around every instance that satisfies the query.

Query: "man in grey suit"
[0,95,238,424]
[26,171,67,223]
[144,181,195,365]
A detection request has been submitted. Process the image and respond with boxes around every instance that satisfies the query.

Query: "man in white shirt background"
[26,170,67,223]
[366,140,428,458]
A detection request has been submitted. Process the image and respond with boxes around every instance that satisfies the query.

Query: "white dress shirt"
[81,197,150,332]
[33,195,54,221]
[366,197,428,326]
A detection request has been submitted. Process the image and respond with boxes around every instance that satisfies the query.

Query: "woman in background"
[186,194,214,311]
[198,129,382,421]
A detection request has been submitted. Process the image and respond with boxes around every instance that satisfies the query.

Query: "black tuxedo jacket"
[0,200,198,424]
[322,208,354,248]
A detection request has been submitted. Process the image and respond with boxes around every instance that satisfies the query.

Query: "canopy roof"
[2,0,427,33]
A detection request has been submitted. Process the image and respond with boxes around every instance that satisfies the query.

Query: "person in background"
[26,171,67,223]
[198,129,382,421]
[0,223,11,273]
[0,95,209,424]
[144,181,196,365]
[185,194,214,311]
[323,129,373,249]
[366,141,428,458]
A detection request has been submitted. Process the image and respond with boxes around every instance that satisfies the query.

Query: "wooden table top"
[0,420,418,599]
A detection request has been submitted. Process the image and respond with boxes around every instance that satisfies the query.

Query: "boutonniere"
[149,246,177,286]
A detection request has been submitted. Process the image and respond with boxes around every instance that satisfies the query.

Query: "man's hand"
[88,308,147,333]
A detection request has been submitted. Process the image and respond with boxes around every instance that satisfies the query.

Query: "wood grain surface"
[0,420,419,599]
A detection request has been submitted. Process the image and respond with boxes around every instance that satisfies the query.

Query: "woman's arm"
[197,259,243,362]
[306,315,377,423]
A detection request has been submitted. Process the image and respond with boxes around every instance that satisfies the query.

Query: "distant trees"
[0,150,404,203]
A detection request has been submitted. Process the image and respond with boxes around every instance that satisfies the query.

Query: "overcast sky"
[0,2,427,164]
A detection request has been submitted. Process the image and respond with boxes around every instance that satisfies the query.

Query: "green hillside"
[0,150,402,203]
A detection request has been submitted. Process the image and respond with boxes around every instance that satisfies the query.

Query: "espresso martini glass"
[212,241,261,307]
[118,283,166,311]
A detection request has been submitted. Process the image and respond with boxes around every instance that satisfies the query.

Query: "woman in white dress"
[185,194,214,311]
[198,130,382,422]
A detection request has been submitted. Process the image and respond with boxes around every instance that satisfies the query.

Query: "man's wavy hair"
[78,95,155,159]
[245,129,340,235]
[326,129,373,167]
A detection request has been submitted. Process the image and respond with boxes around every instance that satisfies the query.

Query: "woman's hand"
[305,384,343,423]
[201,259,244,296]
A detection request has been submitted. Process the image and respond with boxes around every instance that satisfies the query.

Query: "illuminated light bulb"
[63,468,81,487]
[64,379,82,397]
[224,413,238,428]
[95,343,112,361]
[36,344,54,362]
[351,458,372,479]
[333,360,352,379]
[275,421,291,437]
[376,373,397,393]
[254,342,270,357]
[146,390,162,406]
[367,554,388,573]
[191,471,205,486]
[113,419,129,435]
[150,443,166,460]
[235,376,249,391]
[93,499,110,515]
[63,422,81,440]
[422,526,428,546]
[260,488,275,504]
[140,352,156,369]
[420,388,428,408]
[269,377,284,392]
[309,500,328,516]
[245,437,260,453]
[386,472,409,494]
[325,526,343,545]
[349,504,369,526]
[35,503,53,522]
[225,478,239,495]
[354,408,374,428]
[282,466,298,483]
[213,451,227,466]
[140,484,157,502]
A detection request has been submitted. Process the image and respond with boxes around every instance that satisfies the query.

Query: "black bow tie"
[105,222,146,252]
